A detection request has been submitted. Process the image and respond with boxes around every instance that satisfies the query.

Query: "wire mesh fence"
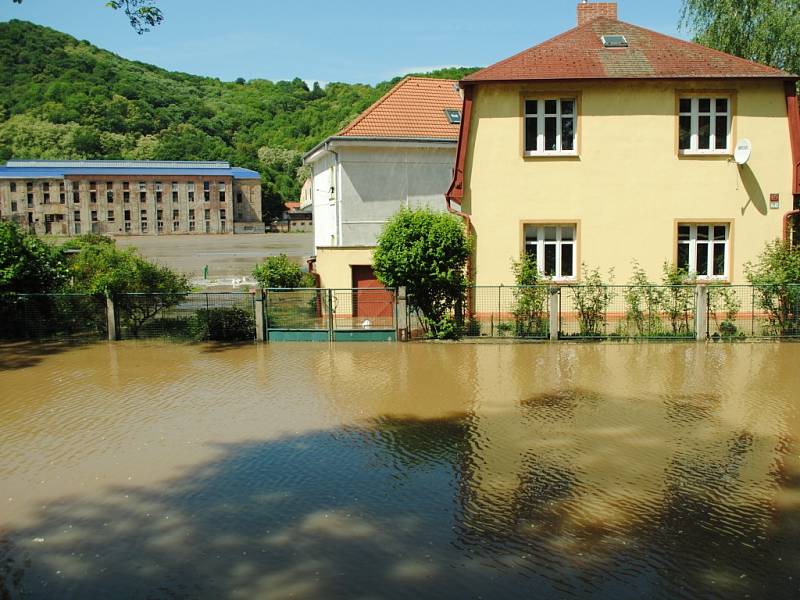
[559,285,697,339]
[465,286,550,339]
[2,285,798,343]
[264,288,397,333]
[117,292,256,341]
[708,284,800,339]
[265,289,328,331]
[332,288,396,331]
[0,293,108,341]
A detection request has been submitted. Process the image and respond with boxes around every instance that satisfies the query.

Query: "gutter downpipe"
[785,81,800,244]
[446,83,476,322]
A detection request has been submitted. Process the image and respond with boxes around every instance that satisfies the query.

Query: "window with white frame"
[677,223,729,279]
[523,224,577,280]
[524,98,577,155]
[679,97,731,153]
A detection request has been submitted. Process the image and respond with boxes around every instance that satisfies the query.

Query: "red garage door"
[351,265,393,319]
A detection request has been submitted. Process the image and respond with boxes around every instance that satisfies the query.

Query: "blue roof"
[0,160,261,180]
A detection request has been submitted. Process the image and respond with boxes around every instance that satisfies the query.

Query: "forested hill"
[0,20,479,218]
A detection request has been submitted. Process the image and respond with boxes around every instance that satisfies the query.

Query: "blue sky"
[1,0,687,84]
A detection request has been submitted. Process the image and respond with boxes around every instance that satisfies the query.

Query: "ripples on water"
[0,341,799,599]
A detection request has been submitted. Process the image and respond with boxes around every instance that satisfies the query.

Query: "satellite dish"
[734,139,752,165]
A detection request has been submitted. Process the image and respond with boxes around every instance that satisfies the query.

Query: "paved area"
[115,233,314,279]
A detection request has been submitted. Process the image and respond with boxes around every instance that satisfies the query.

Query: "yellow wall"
[463,79,794,285]
[315,247,375,288]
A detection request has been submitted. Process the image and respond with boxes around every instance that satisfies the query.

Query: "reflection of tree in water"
[519,388,601,423]
[358,414,475,471]
[2,411,799,599]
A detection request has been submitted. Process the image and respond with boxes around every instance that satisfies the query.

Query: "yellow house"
[447,1,800,286]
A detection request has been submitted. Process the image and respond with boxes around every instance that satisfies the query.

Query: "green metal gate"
[264,288,397,342]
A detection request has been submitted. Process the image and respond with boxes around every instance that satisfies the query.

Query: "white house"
[303,77,462,289]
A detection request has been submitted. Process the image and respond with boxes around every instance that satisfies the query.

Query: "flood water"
[1,341,799,599]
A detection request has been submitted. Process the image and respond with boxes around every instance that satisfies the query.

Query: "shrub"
[511,254,549,337]
[190,306,255,341]
[708,284,742,338]
[573,264,613,337]
[661,263,694,336]
[252,254,312,288]
[66,243,189,337]
[372,208,470,340]
[623,262,665,336]
[745,240,800,336]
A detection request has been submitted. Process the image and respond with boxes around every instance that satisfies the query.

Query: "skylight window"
[445,109,462,124]
[601,35,629,48]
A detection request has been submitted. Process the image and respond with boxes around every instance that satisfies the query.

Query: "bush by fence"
[0,293,107,340]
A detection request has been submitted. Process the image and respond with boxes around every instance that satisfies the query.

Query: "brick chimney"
[577,2,618,26]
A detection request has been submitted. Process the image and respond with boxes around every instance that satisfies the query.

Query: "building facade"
[304,77,461,289]
[0,160,263,235]
[448,2,800,286]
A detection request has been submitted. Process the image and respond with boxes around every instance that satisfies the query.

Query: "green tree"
[745,239,800,335]
[252,254,311,288]
[372,208,470,339]
[67,242,189,336]
[0,221,67,293]
[11,0,163,34]
[680,0,800,76]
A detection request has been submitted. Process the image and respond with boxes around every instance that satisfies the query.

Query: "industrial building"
[0,160,263,235]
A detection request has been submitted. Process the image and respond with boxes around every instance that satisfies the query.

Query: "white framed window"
[524,98,577,156]
[677,223,729,279]
[523,224,577,280]
[679,97,731,154]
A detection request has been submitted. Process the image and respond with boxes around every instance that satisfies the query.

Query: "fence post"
[327,289,334,342]
[106,294,119,341]
[695,285,708,341]
[396,286,408,341]
[549,286,560,341]
[254,289,266,342]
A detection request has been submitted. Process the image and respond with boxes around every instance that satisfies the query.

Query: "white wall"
[336,145,455,246]
[311,153,337,249]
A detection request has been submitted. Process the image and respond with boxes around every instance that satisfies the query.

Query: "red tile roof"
[337,77,462,140]
[463,17,796,83]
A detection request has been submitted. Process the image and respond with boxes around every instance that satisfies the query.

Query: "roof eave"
[303,136,457,163]
[461,74,798,85]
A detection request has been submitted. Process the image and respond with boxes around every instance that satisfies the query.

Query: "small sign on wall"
[770,193,780,210]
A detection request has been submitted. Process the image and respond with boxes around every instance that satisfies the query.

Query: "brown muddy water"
[0,342,799,599]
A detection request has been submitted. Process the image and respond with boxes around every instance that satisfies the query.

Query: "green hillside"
[0,20,479,219]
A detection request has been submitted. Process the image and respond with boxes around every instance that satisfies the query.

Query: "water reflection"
[0,342,798,599]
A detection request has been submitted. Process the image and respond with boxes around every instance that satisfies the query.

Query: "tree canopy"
[0,221,67,293]
[10,0,163,34]
[373,209,471,339]
[0,20,479,222]
[680,0,800,76]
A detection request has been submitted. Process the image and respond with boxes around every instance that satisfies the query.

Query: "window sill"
[678,151,732,160]
[523,152,579,160]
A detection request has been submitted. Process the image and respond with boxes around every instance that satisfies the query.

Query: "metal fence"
[117,292,257,341]
[2,285,799,343]
[708,284,800,339]
[559,285,698,340]
[405,286,550,340]
[265,288,397,341]
[0,293,108,341]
